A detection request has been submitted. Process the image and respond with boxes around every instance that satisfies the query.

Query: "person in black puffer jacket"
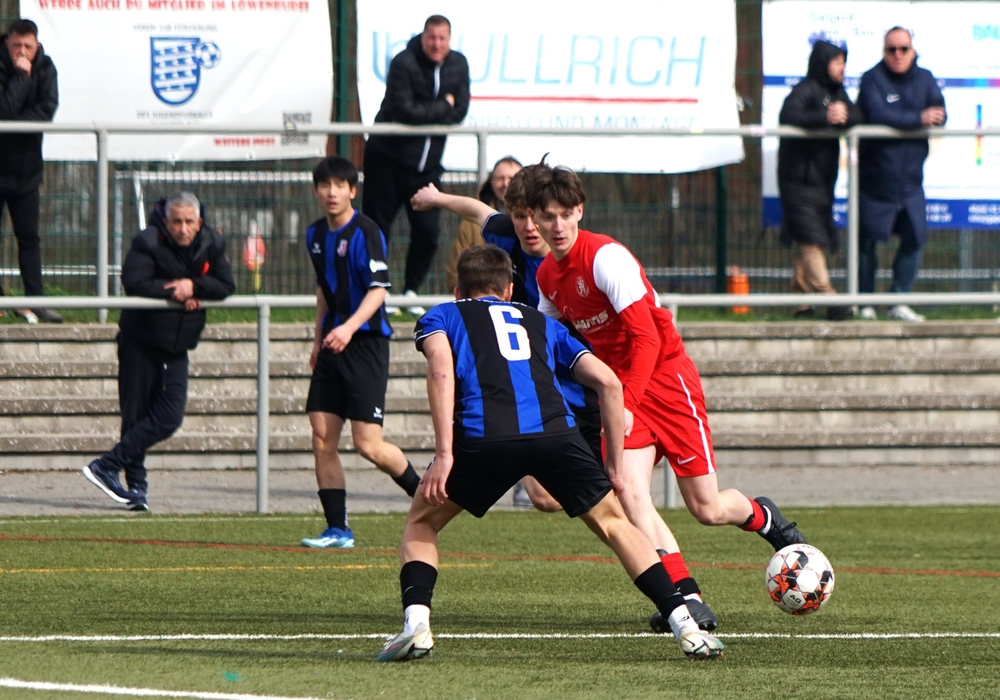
[362,15,470,307]
[778,39,861,321]
[82,193,236,512]
[0,19,61,322]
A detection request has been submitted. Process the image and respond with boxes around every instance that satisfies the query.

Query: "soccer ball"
[765,544,835,615]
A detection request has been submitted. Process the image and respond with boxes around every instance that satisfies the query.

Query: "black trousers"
[361,148,442,293]
[100,334,188,491]
[0,188,44,296]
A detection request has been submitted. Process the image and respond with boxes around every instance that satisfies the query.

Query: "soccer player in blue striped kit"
[376,245,724,662]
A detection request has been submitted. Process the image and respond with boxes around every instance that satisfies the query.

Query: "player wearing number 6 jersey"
[376,245,723,662]
[527,161,809,630]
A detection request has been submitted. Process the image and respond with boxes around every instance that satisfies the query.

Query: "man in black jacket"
[82,192,236,511]
[0,19,61,323]
[856,26,946,322]
[362,14,470,314]
[778,40,861,321]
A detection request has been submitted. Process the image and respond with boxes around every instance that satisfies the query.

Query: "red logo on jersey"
[337,240,349,257]
[575,276,590,298]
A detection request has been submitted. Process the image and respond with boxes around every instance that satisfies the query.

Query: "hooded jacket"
[857,57,945,244]
[0,35,58,194]
[777,40,861,250]
[365,34,470,173]
[119,200,236,355]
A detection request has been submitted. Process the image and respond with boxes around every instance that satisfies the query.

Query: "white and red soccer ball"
[765,544,835,615]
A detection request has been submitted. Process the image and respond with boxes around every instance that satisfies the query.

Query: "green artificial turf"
[1,507,999,699]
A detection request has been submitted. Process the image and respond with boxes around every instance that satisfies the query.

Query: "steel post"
[97,130,110,323]
[256,302,271,514]
[847,131,860,296]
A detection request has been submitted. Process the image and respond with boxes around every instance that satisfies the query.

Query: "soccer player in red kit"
[528,161,808,631]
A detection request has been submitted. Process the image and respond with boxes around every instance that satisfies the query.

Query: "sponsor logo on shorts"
[677,456,697,465]
[575,276,590,298]
[337,239,349,257]
[370,259,389,273]
[373,406,383,419]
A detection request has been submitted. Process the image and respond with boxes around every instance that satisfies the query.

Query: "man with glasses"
[856,26,945,322]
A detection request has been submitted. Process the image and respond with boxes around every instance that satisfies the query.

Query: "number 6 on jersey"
[489,305,531,361]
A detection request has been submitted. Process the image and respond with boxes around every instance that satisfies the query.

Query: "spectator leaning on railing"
[856,26,946,323]
[0,18,62,323]
[778,39,861,322]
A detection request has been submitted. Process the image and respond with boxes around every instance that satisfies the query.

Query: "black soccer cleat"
[753,496,807,551]
[649,598,718,634]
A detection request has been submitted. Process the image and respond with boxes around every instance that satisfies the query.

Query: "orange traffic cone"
[727,266,750,314]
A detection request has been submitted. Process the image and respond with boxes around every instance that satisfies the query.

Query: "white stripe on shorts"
[676,373,715,474]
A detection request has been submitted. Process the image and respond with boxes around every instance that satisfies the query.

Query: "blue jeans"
[859,209,923,295]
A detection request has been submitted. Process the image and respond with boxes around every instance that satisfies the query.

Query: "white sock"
[403,604,430,635]
[758,505,773,534]
[667,604,699,639]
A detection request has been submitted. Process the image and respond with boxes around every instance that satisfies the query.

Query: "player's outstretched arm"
[572,353,626,489]
[421,332,456,505]
[410,183,496,228]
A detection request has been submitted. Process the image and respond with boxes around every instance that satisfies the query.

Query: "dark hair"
[478,156,522,205]
[884,26,912,41]
[523,155,587,212]
[504,166,532,214]
[456,245,512,298]
[424,15,451,32]
[9,19,38,37]
[313,156,359,188]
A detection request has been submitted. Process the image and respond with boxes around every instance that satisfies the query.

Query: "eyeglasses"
[885,45,911,54]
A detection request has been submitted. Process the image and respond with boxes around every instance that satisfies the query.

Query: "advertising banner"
[763,1,1000,228]
[356,0,744,173]
[23,0,333,161]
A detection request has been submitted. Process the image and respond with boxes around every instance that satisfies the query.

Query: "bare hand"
[164,278,195,302]
[921,107,946,126]
[623,407,634,438]
[444,93,455,107]
[182,298,201,312]
[322,325,354,353]
[309,340,321,370]
[420,453,452,506]
[13,55,31,75]
[827,102,848,125]
[410,183,441,212]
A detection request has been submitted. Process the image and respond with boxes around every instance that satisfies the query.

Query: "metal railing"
[1,120,998,317]
[4,289,1000,512]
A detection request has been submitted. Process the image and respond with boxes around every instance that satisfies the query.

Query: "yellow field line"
[0,563,485,575]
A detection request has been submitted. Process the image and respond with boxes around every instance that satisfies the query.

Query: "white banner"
[25,0,332,161]
[762,1,1000,228]
[356,0,744,174]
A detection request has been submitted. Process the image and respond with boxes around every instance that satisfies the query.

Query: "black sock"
[633,563,685,618]
[676,577,701,598]
[318,489,347,530]
[400,560,438,609]
[393,463,421,498]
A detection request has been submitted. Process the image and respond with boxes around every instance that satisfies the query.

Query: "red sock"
[741,497,766,531]
[660,552,692,584]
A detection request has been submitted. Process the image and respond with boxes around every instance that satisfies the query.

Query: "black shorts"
[305,333,389,424]
[445,431,612,519]
[573,403,604,463]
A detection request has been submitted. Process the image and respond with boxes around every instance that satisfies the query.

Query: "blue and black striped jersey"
[414,297,590,442]
[482,213,543,307]
[306,210,392,337]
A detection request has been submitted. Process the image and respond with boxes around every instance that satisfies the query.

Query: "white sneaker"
[859,306,877,320]
[376,623,434,662]
[385,305,401,316]
[887,304,925,322]
[667,605,724,660]
[403,290,426,316]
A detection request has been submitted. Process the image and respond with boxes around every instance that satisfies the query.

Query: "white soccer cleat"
[403,290,426,317]
[887,304,925,322]
[677,629,725,660]
[859,306,877,320]
[375,623,434,662]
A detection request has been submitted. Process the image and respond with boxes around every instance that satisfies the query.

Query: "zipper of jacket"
[417,63,442,173]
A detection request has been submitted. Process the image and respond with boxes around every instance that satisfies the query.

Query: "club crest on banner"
[150,37,221,106]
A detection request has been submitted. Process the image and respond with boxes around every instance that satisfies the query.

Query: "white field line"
[2,632,1000,643]
[0,516,326,525]
[0,678,322,700]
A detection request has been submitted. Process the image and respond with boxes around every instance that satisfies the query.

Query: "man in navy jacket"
[856,26,945,322]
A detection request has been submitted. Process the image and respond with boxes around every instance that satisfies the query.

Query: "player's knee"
[530,496,562,513]
[311,431,338,457]
[688,501,727,526]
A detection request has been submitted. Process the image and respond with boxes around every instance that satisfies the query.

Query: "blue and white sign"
[357,0,744,173]
[24,0,331,161]
[763,1,1000,229]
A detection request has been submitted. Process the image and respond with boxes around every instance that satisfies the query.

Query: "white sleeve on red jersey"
[538,293,561,319]
[592,243,648,313]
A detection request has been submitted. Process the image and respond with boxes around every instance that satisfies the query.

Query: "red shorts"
[623,352,717,478]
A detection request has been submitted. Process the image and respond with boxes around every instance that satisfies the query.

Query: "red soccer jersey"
[536,229,684,412]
